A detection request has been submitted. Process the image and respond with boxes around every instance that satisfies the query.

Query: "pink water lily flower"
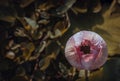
[65,31,107,70]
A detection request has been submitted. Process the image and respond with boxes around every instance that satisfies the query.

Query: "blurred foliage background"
[0,0,120,81]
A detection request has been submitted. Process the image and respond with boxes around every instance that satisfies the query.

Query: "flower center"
[80,45,90,54]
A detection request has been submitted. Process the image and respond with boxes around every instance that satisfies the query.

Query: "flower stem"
[85,70,89,81]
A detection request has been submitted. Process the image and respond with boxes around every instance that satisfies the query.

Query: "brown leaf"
[93,0,120,56]
[29,41,46,61]
[0,6,17,23]
[39,53,56,71]
[20,0,35,8]
[38,1,54,11]
[0,16,16,23]
[49,13,70,39]
[21,42,35,61]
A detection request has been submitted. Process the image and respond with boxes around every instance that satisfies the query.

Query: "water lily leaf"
[93,1,120,55]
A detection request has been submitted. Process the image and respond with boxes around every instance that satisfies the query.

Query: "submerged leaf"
[55,0,76,15]
[39,53,56,71]
[21,42,35,61]
[59,62,68,75]
[5,51,15,60]
[24,17,39,30]
[20,0,35,8]
[11,76,28,81]
[0,6,17,22]
[14,28,28,37]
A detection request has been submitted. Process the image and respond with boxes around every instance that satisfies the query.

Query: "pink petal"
[65,31,108,70]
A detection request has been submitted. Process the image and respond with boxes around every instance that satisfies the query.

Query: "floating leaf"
[93,0,120,55]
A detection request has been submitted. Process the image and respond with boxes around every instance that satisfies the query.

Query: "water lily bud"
[65,31,107,70]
